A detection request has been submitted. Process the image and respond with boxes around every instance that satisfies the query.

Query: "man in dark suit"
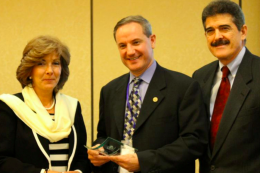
[88,15,208,173]
[193,1,260,172]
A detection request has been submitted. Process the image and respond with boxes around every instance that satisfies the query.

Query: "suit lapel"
[134,65,166,132]
[200,61,219,158]
[112,74,129,138]
[212,49,253,158]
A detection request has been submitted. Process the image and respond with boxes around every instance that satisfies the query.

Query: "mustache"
[211,39,230,47]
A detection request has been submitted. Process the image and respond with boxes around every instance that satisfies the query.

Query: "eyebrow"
[132,38,142,42]
[41,57,61,61]
[219,24,231,28]
[206,24,231,30]
[53,58,61,61]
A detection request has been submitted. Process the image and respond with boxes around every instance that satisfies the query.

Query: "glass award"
[86,137,137,156]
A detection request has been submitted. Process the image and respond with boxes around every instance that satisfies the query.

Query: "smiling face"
[31,52,61,94]
[115,22,156,77]
[205,13,247,65]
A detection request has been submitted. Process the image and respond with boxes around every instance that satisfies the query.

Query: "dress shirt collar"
[218,46,246,77]
[129,60,157,84]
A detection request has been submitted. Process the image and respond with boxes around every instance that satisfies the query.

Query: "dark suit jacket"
[93,63,208,173]
[193,48,260,173]
[0,93,91,173]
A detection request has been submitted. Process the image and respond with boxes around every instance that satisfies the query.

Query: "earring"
[29,76,32,80]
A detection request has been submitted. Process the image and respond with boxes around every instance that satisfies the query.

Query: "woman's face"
[31,52,61,94]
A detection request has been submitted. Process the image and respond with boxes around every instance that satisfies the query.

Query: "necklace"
[45,98,55,110]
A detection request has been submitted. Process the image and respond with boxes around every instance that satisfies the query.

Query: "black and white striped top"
[49,114,69,172]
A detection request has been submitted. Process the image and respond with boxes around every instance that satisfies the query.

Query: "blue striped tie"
[123,78,142,141]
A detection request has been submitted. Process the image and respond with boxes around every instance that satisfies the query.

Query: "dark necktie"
[123,78,142,141]
[210,66,230,150]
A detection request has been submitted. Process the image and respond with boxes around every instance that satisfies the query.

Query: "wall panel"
[243,0,260,56]
[0,0,92,145]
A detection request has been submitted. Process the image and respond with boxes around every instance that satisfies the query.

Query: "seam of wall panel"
[90,0,94,144]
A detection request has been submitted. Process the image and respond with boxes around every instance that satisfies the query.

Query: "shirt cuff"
[75,169,82,173]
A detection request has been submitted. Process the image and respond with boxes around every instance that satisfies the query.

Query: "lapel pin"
[153,97,158,102]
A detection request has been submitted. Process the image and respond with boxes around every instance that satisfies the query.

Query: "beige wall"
[243,0,260,56]
[0,0,259,172]
[0,0,91,145]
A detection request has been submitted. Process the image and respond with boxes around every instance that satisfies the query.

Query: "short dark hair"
[16,35,70,93]
[113,15,152,41]
[202,0,245,31]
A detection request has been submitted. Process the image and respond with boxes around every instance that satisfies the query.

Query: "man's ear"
[150,34,156,49]
[240,24,247,41]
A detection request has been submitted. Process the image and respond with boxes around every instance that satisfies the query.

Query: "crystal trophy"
[86,137,137,156]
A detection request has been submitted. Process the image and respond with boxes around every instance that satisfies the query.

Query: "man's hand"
[87,145,110,166]
[109,153,140,172]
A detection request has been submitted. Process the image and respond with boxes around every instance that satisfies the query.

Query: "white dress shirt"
[209,47,246,120]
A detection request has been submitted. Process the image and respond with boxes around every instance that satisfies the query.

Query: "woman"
[0,36,91,173]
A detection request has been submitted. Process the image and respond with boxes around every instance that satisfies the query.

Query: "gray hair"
[202,0,245,31]
[113,15,152,41]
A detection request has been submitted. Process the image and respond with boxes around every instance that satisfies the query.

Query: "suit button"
[211,165,215,171]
